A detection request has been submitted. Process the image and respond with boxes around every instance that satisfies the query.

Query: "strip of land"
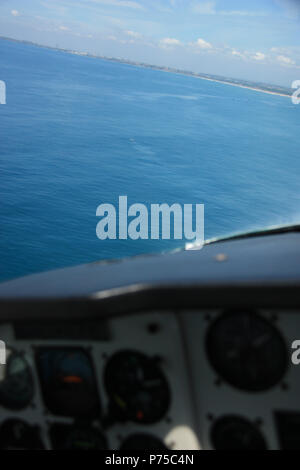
[0,35,293,99]
[194,75,291,98]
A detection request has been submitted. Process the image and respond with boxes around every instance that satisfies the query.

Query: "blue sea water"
[0,39,299,282]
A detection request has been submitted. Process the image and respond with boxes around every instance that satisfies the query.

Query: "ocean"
[0,39,299,282]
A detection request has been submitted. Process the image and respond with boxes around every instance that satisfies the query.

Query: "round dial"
[36,348,100,417]
[105,350,170,424]
[211,416,267,450]
[206,312,288,391]
[120,433,167,450]
[0,350,34,410]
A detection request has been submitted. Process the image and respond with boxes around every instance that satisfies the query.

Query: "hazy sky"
[0,0,300,86]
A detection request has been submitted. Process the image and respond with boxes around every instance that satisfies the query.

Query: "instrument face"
[206,312,288,392]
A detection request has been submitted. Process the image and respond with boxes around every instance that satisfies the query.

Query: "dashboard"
[0,311,197,450]
[0,229,300,450]
[0,308,299,450]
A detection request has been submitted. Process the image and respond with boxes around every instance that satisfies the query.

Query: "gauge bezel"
[210,415,268,450]
[205,310,289,392]
[35,346,101,418]
[0,348,35,410]
[104,349,171,424]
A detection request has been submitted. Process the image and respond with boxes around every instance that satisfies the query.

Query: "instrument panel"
[0,309,299,450]
[181,309,300,450]
[0,312,198,450]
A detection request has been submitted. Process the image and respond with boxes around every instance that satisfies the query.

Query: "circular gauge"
[206,312,288,391]
[50,424,107,450]
[0,420,44,450]
[120,433,167,450]
[36,348,100,417]
[0,350,34,410]
[104,350,171,424]
[211,416,267,450]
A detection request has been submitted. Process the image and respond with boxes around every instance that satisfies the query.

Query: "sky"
[0,0,300,86]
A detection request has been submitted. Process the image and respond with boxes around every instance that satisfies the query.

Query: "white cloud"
[231,49,245,59]
[59,25,69,31]
[253,52,266,61]
[277,55,296,65]
[187,38,214,54]
[195,38,212,49]
[11,10,20,17]
[159,37,181,48]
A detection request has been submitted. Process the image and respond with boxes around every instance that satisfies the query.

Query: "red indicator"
[62,375,83,384]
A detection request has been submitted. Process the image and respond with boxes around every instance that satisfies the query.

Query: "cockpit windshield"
[0,0,299,281]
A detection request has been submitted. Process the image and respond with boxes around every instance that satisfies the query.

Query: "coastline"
[146,65,292,98]
[0,35,292,99]
[194,75,291,98]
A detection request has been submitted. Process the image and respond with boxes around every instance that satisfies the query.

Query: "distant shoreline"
[145,66,291,98]
[0,35,292,99]
[193,76,291,98]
